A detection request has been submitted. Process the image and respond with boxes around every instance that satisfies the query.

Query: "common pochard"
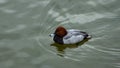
[49,26,91,44]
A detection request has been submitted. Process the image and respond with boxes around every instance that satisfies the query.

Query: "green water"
[0,0,120,68]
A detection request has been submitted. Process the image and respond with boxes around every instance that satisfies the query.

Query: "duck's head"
[50,26,67,38]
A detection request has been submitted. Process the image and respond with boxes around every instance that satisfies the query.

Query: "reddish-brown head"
[55,26,67,37]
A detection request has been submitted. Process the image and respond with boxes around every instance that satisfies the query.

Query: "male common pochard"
[49,26,91,44]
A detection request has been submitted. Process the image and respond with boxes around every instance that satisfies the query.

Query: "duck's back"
[63,29,88,44]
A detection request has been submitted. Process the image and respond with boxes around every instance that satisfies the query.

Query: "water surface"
[0,0,120,68]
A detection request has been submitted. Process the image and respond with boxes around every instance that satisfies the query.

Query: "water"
[0,0,120,68]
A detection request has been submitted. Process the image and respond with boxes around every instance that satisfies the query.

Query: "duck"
[49,26,91,44]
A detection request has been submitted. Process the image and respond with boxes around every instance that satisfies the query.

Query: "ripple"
[55,12,117,24]
[15,52,30,58]
[48,8,60,18]
[36,37,56,55]
[87,0,116,6]
[97,0,116,5]
[0,60,14,68]
[86,1,97,6]
[28,0,50,8]
[5,24,26,33]
[0,8,16,14]
[0,0,8,4]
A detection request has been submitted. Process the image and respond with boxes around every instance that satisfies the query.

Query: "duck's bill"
[49,33,55,37]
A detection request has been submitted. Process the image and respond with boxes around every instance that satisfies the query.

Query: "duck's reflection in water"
[50,38,90,57]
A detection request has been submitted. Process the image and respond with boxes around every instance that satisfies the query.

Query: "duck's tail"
[81,31,92,39]
[87,35,92,39]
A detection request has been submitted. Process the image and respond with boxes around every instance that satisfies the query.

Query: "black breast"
[53,35,63,44]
